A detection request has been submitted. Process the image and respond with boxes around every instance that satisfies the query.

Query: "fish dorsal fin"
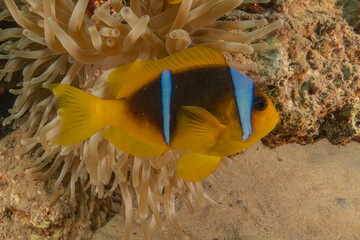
[171,106,227,153]
[108,47,227,99]
[176,152,222,182]
[102,127,169,157]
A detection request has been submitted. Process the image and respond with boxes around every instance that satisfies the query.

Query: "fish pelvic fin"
[176,152,222,182]
[47,84,111,145]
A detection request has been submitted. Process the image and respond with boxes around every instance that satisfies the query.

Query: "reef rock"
[0,131,110,239]
[245,0,360,145]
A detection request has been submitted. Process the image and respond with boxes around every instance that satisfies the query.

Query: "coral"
[0,0,283,239]
[249,0,360,146]
[337,0,360,34]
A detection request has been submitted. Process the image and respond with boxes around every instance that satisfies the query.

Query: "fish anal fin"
[176,152,222,182]
[102,127,169,157]
[108,47,227,99]
[172,106,227,153]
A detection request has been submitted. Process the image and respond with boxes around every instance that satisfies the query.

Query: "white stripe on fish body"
[229,67,254,141]
[161,70,172,146]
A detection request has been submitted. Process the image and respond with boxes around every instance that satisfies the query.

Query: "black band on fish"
[230,67,254,141]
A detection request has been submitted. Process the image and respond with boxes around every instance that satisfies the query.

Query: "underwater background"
[0,0,360,239]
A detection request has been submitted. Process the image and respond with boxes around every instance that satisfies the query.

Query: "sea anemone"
[0,0,283,238]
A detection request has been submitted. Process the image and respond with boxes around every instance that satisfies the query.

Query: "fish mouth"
[272,112,280,125]
[266,112,280,129]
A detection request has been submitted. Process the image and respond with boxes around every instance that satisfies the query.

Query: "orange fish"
[48,47,279,182]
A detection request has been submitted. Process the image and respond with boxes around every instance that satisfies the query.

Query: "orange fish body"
[48,47,279,182]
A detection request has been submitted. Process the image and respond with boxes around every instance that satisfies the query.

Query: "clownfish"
[48,47,279,182]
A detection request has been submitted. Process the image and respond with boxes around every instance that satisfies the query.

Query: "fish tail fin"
[47,84,107,145]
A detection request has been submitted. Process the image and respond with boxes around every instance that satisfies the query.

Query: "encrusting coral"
[256,0,360,147]
[0,0,283,238]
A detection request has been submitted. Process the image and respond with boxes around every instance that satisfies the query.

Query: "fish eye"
[253,96,268,111]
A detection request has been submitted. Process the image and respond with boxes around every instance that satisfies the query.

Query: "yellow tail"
[47,84,107,146]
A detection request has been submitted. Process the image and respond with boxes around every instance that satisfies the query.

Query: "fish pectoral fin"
[102,127,169,157]
[173,106,227,153]
[176,152,222,182]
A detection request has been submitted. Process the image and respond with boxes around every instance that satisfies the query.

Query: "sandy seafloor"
[1,132,360,239]
[92,139,360,240]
